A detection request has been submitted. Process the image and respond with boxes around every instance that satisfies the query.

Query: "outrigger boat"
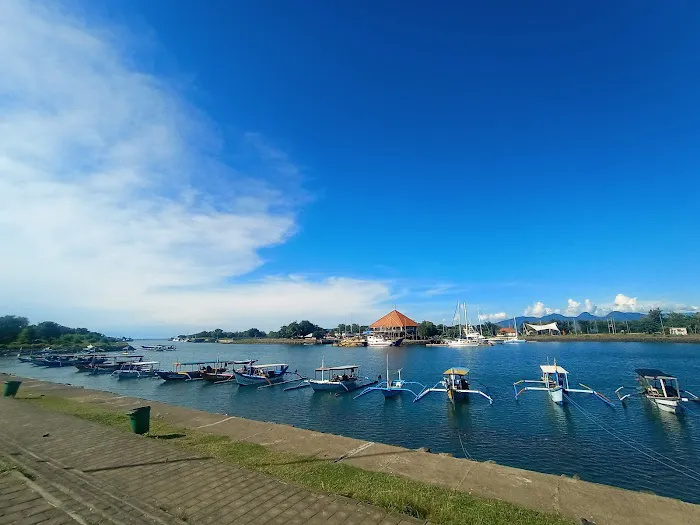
[354,355,424,400]
[156,361,226,381]
[415,368,493,404]
[111,361,160,379]
[286,360,376,393]
[616,369,699,414]
[202,360,257,383]
[513,361,614,406]
[233,363,290,386]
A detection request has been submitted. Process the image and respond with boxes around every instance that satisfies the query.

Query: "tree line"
[0,315,123,347]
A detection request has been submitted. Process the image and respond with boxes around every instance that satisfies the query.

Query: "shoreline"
[2,372,699,525]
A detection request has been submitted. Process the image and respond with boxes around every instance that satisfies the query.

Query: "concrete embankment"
[3,373,699,525]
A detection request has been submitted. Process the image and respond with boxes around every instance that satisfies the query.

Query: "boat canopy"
[635,368,675,379]
[315,365,359,372]
[540,365,568,375]
[175,361,220,366]
[231,359,257,365]
[131,361,159,365]
[252,363,288,368]
[444,368,468,376]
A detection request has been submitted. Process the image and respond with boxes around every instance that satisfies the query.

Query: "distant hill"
[496,311,644,328]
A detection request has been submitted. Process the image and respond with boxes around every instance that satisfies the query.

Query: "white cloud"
[524,302,560,317]
[564,299,581,316]
[0,1,391,334]
[612,294,638,312]
[478,312,508,323]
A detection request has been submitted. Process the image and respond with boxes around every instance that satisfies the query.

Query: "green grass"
[19,395,572,525]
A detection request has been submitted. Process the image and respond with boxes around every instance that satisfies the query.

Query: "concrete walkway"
[4,374,700,525]
[0,399,419,525]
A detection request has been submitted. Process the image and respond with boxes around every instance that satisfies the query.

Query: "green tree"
[0,315,29,344]
[417,321,439,339]
[641,308,663,334]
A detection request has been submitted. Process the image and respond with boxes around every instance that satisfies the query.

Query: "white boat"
[366,335,404,347]
[304,360,365,393]
[513,360,614,407]
[444,302,484,347]
[616,369,699,414]
[112,361,160,379]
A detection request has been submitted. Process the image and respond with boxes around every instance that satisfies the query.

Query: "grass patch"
[20,395,572,525]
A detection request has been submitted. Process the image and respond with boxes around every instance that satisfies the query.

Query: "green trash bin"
[129,406,151,434]
[3,381,21,397]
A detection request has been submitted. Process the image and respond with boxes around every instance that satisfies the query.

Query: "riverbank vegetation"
[0,315,130,351]
[20,394,573,525]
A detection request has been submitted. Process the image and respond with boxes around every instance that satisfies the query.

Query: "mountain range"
[495,311,644,328]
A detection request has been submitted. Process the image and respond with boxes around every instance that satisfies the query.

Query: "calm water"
[2,341,699,503]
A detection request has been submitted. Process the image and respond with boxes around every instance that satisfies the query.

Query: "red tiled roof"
[499,327,516,333]
[370,310,418,328]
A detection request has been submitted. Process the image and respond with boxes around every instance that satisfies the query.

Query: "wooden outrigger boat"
[232,363,290,386]
[86,355,146,374]
[616,369,699,414]
[156,361,226,381]
[111,361,160,379]
[286,359,376,394]
[513,361,614,406]
[202,360,257,383]
[415,368,493,404]
[354,355,424,400]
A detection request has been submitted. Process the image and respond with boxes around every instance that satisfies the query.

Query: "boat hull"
[233,371,285,386]
[653,398,680,413]
[157,371,203,381]
[381,389,401,398]
[549,388,564,404]
[309,380,359,392]
[202,373,235,382]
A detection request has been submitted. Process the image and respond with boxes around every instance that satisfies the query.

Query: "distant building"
[369,309,419,340]
[669,327,688,336]
[498,327,517,338]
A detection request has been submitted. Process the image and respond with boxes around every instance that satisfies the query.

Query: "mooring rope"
[563,394,700,483]
[570,395,700,476]
[457,430,473,460]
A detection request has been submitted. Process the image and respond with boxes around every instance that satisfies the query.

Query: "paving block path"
[0,399,420,525]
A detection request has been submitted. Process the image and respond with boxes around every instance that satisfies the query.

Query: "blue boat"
[354,355,424,400]
[233,363,289,386]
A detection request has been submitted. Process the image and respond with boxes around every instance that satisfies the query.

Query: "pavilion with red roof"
[369,309,419,340]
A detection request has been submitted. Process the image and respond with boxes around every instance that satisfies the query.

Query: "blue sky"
[1,1,698,335]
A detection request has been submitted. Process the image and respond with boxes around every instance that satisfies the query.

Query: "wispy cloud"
[478,312,508,323]
[0,1,391,334]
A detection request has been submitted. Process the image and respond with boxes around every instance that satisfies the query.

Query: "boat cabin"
[540,365,570,390]
[443,368,470,390]
[314,365,359,382]
[635,369,680,400]
[244,363,289,378]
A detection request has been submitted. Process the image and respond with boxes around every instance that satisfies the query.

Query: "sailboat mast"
[386,354,390,390]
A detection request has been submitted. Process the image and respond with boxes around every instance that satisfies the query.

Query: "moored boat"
[308,364,362,392]
[354,355,424,400]
[156,361,226,381]
[112,361,160,379]
[513,360,613,407]
[616,369,699,414]
[415,368,493,404]
[233,363,289,386]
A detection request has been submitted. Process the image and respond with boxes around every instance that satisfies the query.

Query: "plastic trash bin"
[3,381,21,397]
[129,405,151,434]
